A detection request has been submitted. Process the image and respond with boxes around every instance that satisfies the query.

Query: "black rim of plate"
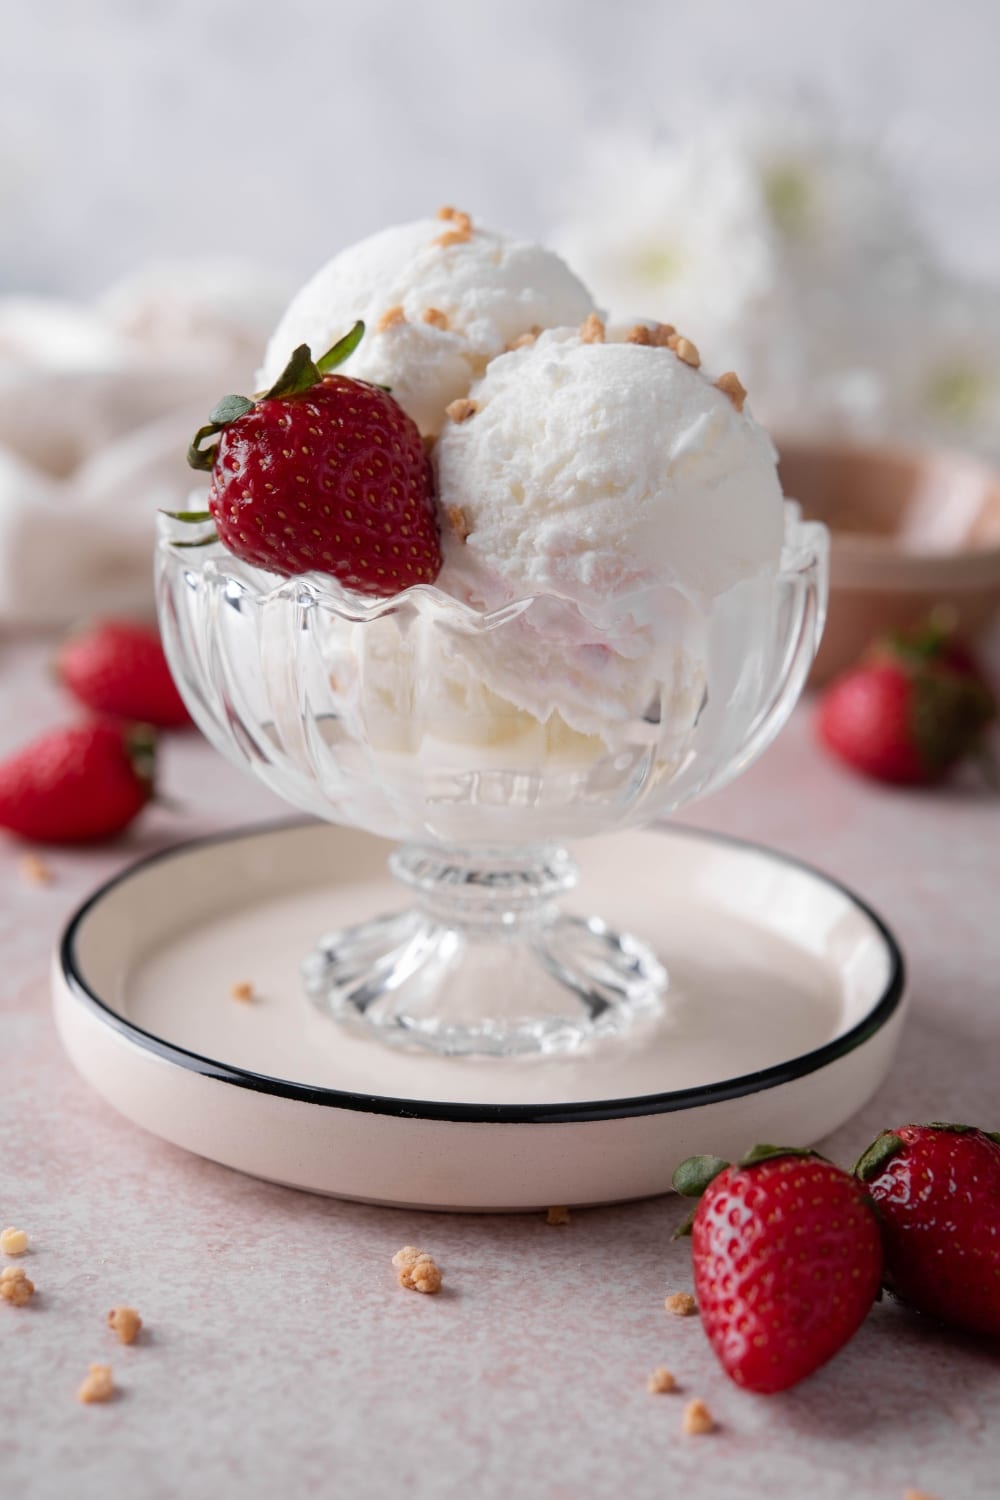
[58,820,906,1126]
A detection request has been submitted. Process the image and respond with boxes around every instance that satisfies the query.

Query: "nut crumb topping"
[437,205,459,221]
[667,334,700,367]
[579,314,605,344]
[715,371,747,411]
[445,398,478,424]
[505,326,541,352]
[647,1366,676,1394]
[664,1291,698,1317]
[108,1306,142,1345]
[434,210,473,248]
[626,324,653,345]
[1,1266,34,1306]
[20,853,52,886]
[650,322,676,346]
[230,981,254,1003]
[422,307,450,330]
[392,1245,442,1294]
[546,1206,571,1225]
[903,1491,939,1500]
[0,1228,28,1256]
[682,1398,715,1435]
[78,1364,115,1404]
[447,506,472,543]
[376,306,407,332]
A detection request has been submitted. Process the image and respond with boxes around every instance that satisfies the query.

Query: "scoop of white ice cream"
[437,326,784,619]
[259,218,596,436]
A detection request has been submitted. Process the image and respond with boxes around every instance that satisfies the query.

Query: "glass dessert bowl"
[156,501,827,1056]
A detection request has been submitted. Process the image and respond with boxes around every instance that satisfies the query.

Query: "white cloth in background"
[0,260,290,628]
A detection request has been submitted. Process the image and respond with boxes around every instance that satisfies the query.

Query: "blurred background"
[3,0,1000,663]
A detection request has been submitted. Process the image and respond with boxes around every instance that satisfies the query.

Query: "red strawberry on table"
[0,721,155,844]
[855,1122,1000,1339]
[816,616,996,785]
[179,322,441,596]
[57,618,190,729]
[673,1145,883,1393]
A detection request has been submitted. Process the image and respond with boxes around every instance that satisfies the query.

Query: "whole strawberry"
[181,323,441,595]
[0,721,155,844]
[674,1146,882,1393]
[855,1122,1000,1338]
[57,619,190,728]
[817,617,996,785]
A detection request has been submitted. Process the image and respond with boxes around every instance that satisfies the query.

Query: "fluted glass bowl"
[157,503,828,1055]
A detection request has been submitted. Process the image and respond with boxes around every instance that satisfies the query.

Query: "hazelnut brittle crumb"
[0,1228,28,1256]
[422,307,450,330]
[230,981,254,1003]
[546,1206,571,1226]
[78,1364,115,1404]
[579,313,605,344]
[447,506,472,543]
[903,1492,939,1500]
[647,1366,676,1394]
[0,1266,34,1306]
[505,326,541,352]
[715,371,748,412]
[376,305,407,332]
[668,335,700,367]
[446,398,478,424]
[626,323,653,345]
[650,322,676,346]
[434,210,473,248]
[108,1306,143,1344]
[682,1398,715,1435]
[392,1245,443,1294]
[19,853,52,886]
[664,1291,698,1317]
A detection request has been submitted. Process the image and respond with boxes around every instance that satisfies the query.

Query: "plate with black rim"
[53,819,906,1211]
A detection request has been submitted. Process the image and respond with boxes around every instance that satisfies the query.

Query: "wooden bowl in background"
[777,441,1000,684]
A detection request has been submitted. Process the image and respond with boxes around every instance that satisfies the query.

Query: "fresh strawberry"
[56,618,190,728]
[0,721,155,844]
[816,616,996,785]
[673,1145,882,1393]
[855,1122,1000,1338]
[180,323,441,596]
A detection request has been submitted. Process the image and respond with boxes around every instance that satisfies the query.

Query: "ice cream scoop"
[258,215,596,437]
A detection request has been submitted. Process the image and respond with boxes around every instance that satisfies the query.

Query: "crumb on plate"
[664,1291,698,1317]
[78,1364,115,1404]
[19,853,52,886]
[647,1366,676,1394]
[1,1266,35,1306]
[0,1228,28,1256]
[392,1245,442,1294]
[108,1306,143,1344]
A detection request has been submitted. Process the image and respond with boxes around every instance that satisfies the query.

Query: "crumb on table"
[647,1366,676,1394]
[108,1306,143,1344]
[230,981,254,1003]
[0,1228,28,1256]
[78,1364,115,1404]
[0,1266,35,1306]
[682,1398,715,1435]
[664,1291,698,1317]
[546,1206,571,1226]
[392,1245,442,1294]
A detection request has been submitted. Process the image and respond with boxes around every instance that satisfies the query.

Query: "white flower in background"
[553,107,1000,451]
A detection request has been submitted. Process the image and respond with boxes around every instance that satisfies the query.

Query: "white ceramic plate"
[53,821,906,1210]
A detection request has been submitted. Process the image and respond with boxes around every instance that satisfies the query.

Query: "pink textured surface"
[2,636,999,1500]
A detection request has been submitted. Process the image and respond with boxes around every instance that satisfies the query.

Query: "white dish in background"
[53,820,906,1211]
